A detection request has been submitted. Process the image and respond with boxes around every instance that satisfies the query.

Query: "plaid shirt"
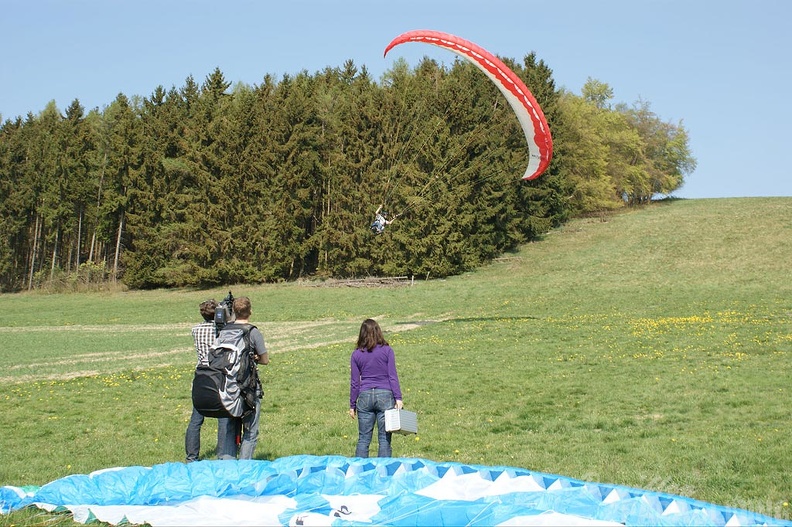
[191,321,216,366]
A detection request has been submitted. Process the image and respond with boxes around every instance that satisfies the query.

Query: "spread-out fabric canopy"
[1,455,788,526]
[384,29,554,182]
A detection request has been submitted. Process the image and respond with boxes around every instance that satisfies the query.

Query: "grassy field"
[0,197,790,523]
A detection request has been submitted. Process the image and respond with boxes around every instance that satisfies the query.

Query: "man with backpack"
[213,296,269,460]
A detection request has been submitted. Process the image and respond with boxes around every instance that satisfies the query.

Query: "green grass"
[0,197,790,523]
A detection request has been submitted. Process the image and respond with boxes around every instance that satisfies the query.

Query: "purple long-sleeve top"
[349,343,402,410]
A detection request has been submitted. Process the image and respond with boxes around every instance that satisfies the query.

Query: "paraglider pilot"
[370,204,393,235]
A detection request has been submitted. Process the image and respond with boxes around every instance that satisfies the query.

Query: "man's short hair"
[199,299,217,321]
[233,296,252,319]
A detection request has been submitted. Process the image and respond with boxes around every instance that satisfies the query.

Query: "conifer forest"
[0,54,695,292]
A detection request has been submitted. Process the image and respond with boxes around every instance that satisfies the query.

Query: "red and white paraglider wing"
[384,30,553,181]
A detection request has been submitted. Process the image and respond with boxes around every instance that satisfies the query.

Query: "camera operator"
[185,299,226,462]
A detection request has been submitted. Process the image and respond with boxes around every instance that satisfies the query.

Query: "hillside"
[0,197,790,521]
[1,197,791,369]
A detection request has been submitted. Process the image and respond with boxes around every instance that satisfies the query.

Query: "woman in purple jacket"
[348,319,404,457]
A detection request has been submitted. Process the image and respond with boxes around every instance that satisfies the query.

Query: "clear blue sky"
[3,0,790,199]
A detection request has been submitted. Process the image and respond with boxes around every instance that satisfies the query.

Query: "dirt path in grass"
[0,315,450,383]
[0,316,446,337]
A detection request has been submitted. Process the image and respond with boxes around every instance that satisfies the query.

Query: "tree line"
[0,55,695,292]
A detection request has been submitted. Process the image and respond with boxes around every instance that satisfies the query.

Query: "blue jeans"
[218,398,261,460]
[355,389,396,458]
[185,407,226,462]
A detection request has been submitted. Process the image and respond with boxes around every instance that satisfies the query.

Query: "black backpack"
[191,323,260,418]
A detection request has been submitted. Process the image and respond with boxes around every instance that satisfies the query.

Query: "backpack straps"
[221,323,257,356]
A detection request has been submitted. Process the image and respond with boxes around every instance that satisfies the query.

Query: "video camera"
[214,291,234,334]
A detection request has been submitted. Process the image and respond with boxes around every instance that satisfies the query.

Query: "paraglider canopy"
[384,29,553,181]
[2,456,788,526]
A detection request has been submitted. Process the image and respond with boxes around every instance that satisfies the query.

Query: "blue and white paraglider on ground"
[1,455,789,526]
